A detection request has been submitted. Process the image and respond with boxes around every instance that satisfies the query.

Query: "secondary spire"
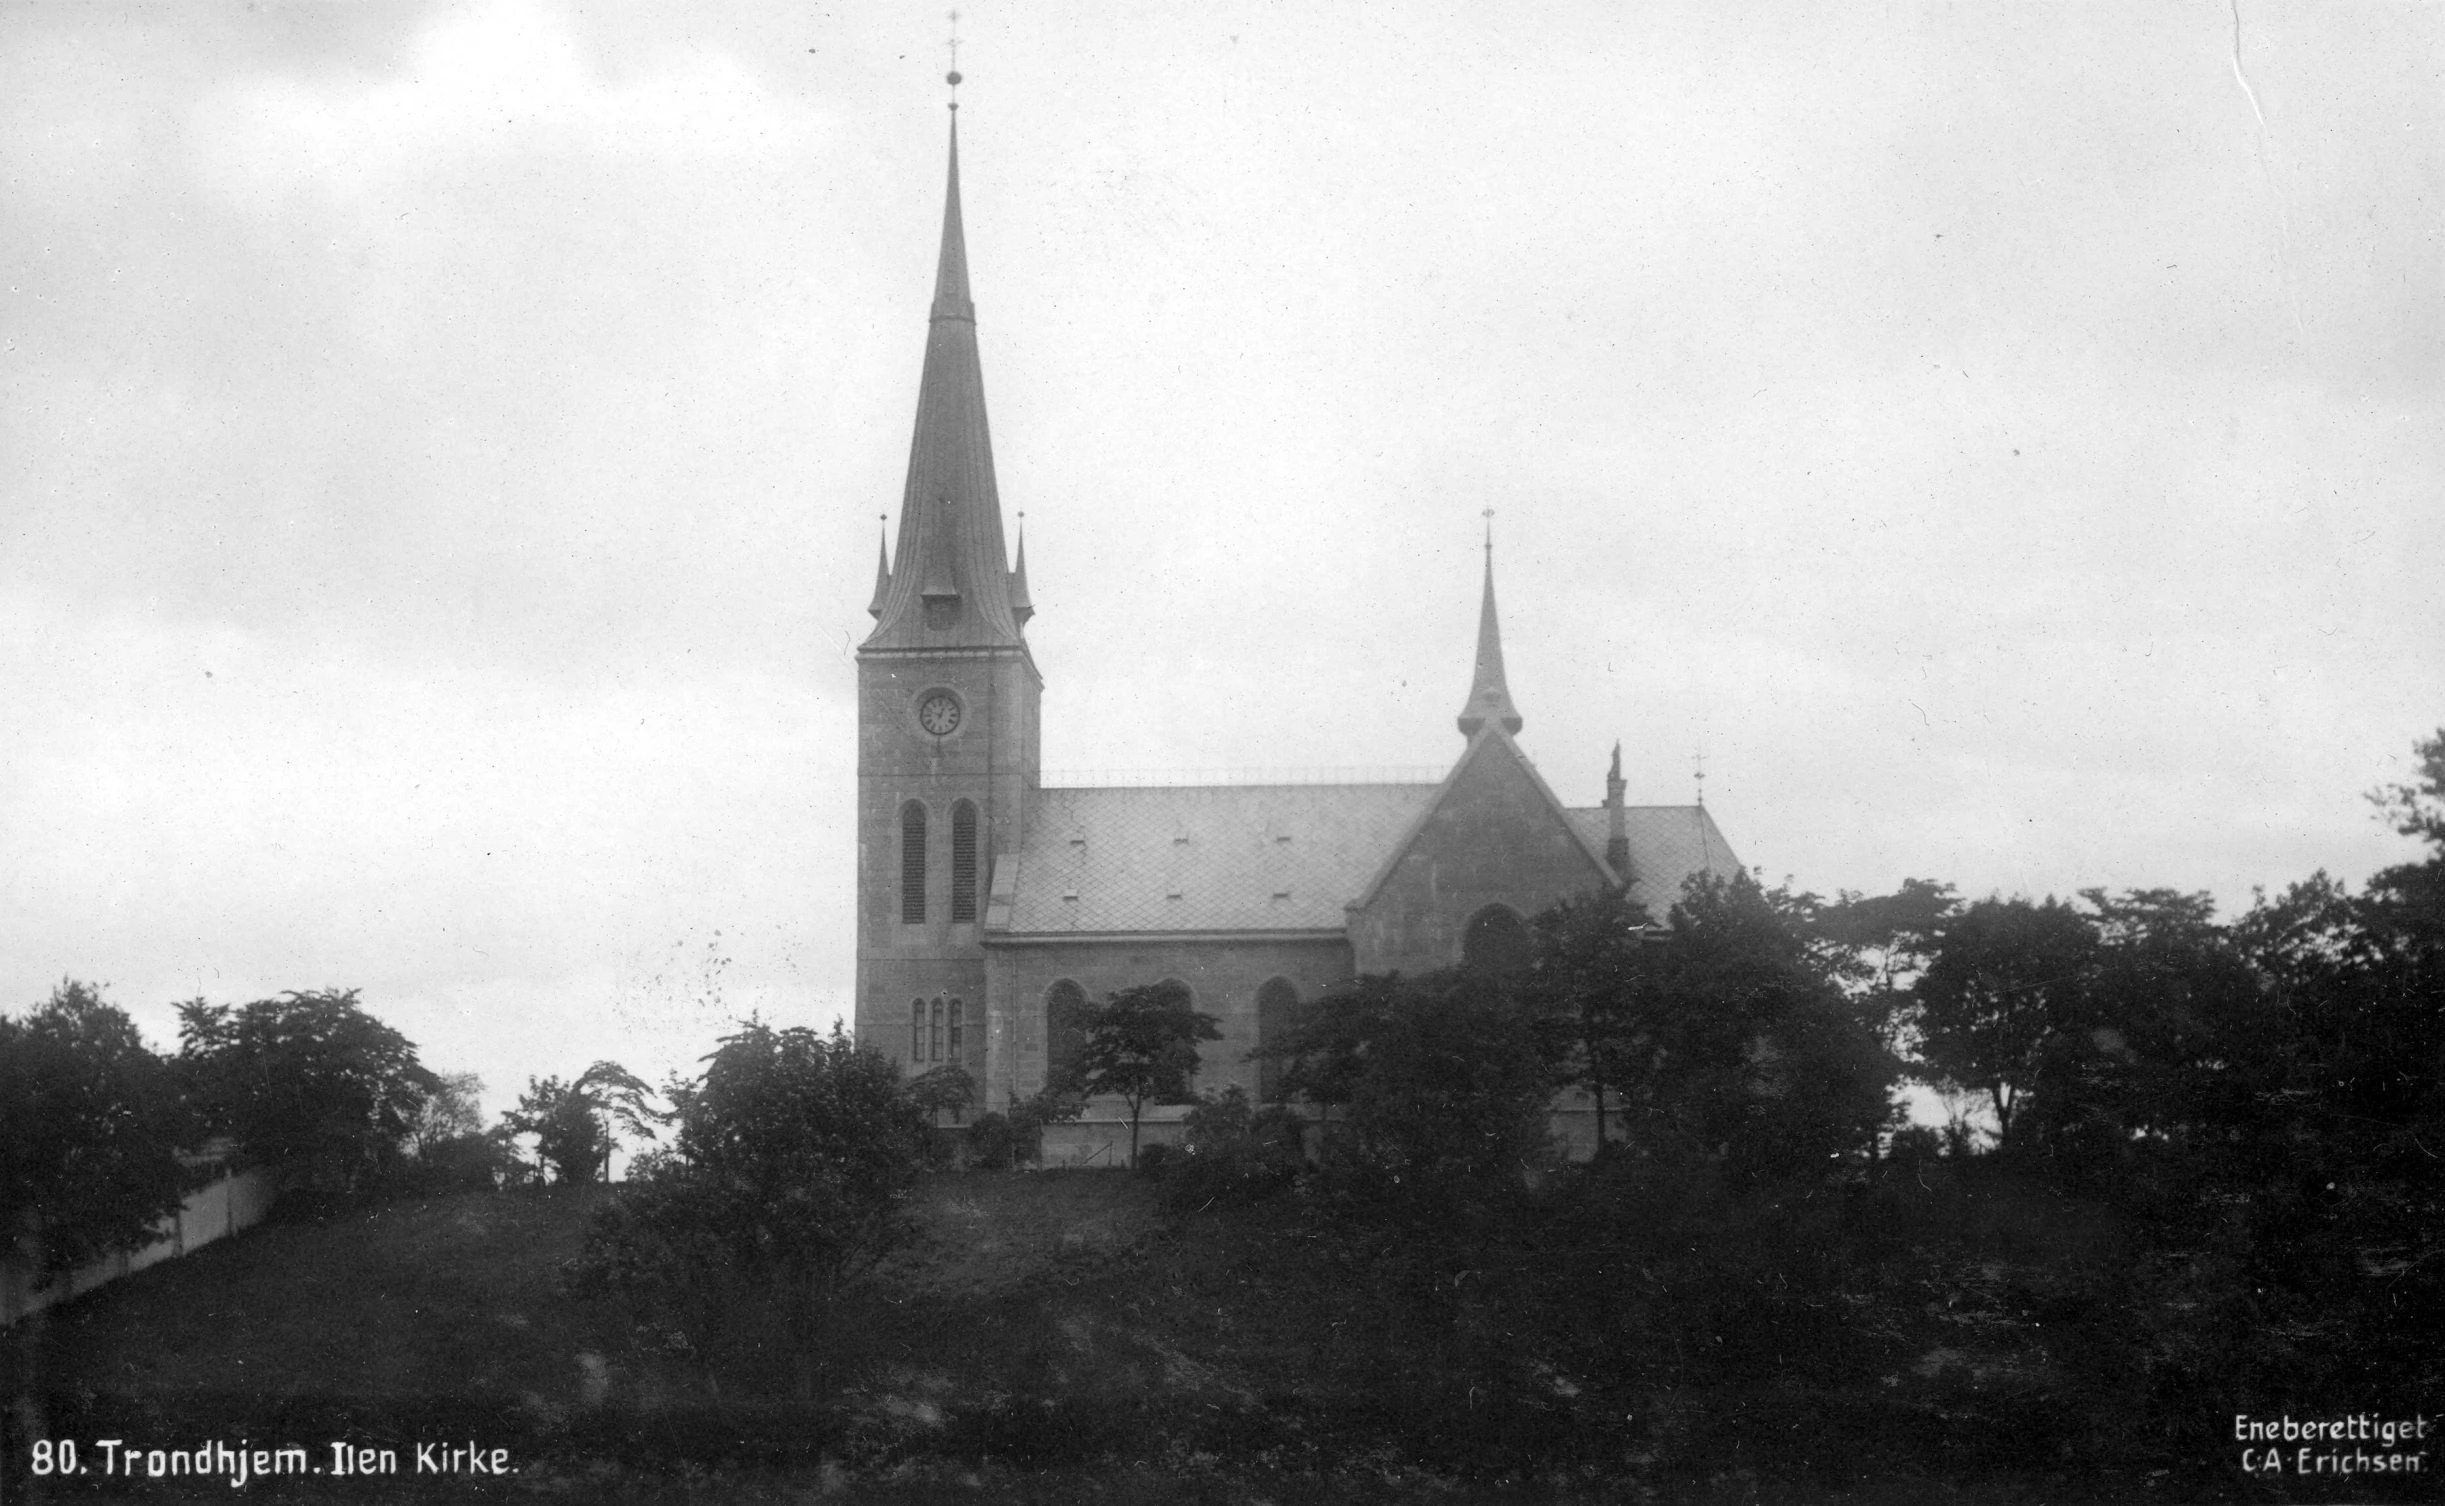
[866,515,891,619]
[1456,512,1524,737]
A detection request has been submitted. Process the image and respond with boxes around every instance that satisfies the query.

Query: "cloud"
[0,590,851,1040]
[194,0,821,206]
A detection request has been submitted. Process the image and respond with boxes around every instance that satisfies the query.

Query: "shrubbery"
[964,1084,1082,1170]
[1140,1086,1304,1211]
[569,1022,932,1398]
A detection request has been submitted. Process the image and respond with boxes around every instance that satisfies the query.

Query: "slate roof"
[998,784,1436,936]
[991,783,1746,939]
[1564,805,1746,920]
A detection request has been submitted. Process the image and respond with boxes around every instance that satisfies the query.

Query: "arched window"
[900,801,928,924]
[929,996,944,1062]
[1044,979,1088,1089]
[909,998,924,1063]
[949,998,964,1060]
[951,800,979,923]
[1462,904,1532,975]
[1255,977,1299,1101]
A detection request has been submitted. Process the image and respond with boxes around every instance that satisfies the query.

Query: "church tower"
[855,107,1040,1077]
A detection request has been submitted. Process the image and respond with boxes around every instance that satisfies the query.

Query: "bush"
[569,1022,931,1399]
[965,1111,1018,1170]
[1006,1085,1085,1166]
[399,1130,516,1195]
[1146,1086,1303,1210]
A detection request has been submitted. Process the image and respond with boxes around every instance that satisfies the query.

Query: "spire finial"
[945,11,962,110]
[1482,506,1494,557]
[1693,749,1707,808]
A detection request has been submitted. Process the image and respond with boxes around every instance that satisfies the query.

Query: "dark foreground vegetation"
[0,1172,2224,1503]
[3,731,2440,1502]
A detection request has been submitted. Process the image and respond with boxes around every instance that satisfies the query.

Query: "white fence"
[1,1162,276,1327]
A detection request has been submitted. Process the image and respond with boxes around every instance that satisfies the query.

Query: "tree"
[2074,889,2273,1165]
[1526,888,1653,1151]
[1257,974,1399,1132]
[1815,879,1958,1029]
[1330,969,1560,1202]
[503,1061,660,1185]
[0,981,199,1279]
[1911,896,2100,1155]
[406,1071,484,1158]
[1061,981,1222,1166]
[2368,725,2445,852]
[177,988,438,1206]
[503,1077,600,1185]
[570,1022,931,1398]
[1635,872,1899,1181]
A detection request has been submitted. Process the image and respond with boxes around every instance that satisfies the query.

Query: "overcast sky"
[4,1,2438,1113]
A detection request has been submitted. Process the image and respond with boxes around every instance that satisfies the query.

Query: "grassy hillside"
[0,1169,2331,1503]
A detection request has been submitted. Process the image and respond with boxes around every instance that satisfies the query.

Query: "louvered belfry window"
[900,801,927,923]
[951,800,979,923]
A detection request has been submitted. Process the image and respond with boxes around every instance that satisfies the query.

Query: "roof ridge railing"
[1039,766,1446,788]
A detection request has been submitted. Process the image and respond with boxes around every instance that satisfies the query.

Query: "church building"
[853,111,1741,1157]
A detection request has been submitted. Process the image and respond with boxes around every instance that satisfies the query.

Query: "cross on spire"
[945,11,962,109]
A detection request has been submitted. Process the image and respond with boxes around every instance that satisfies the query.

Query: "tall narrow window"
[1255,978,1299,1101]
[949,998,964,1060]
[930,997,944,1062]
[951,800,979,923]
[910,999,924,1063]
[1045,979,1087,1089]
[900,801,928,923]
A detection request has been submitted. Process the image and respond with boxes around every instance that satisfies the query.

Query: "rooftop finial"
[1482,505,1494,557]
[1693,749,1707,808]
[945,10,962,110]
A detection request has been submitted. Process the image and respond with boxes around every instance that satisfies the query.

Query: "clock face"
[917,691,962,736]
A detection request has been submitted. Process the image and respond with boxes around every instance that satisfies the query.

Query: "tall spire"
[1455,516,1524,736]
[863,102,1025,651]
